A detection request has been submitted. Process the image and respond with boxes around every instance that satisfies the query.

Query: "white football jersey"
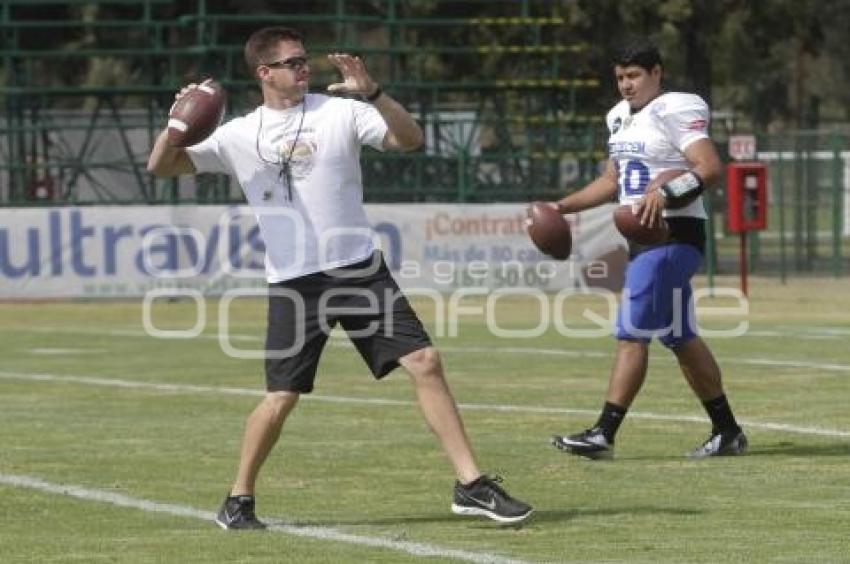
[605,92,710,218]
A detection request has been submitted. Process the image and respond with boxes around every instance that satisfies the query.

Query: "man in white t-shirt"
[147,26,531,528]
[546,39,747,460]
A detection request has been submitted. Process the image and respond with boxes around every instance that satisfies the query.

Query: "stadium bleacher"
[0,0,603,206]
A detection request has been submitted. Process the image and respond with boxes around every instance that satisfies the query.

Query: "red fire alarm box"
[726,162,767,233]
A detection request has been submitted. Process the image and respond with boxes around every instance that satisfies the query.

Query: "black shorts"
[264,253,432,393]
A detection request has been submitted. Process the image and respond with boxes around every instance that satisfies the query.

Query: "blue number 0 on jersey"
[622,159,650,196]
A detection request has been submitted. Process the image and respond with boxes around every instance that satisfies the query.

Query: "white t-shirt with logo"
[605,92,710,218]
[187,93,388,282]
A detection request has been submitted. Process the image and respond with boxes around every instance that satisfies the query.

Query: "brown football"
[527,201,572,260]
[612,204,669,245]
[167,80,226,147]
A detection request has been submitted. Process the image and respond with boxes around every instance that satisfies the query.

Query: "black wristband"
[365,86,383,102]
[660,170,704,209]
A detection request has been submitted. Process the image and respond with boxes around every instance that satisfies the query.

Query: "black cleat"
[215,495,267,530]
[688,430,748,459]
[551,427,613,460]
[451,475,533,524]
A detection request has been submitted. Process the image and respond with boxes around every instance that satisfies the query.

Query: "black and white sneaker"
[215,495,267,530]
[689,430,748,458]
[551,427,613,460]
[451,475,533,524]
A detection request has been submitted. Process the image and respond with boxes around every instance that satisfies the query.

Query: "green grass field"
[2,276,849,563]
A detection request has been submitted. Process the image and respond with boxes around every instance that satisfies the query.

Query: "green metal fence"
[709,130,848,279]
[1,1,846,278]
[1,0,602,206]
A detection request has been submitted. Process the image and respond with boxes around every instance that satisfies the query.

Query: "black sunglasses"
[263,56,309,71]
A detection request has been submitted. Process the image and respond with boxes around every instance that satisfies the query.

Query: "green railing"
[708,130,848,278]
[1,0,602,206]
[5,1,842,278]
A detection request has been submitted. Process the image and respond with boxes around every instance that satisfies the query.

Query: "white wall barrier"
[0,204,628,298]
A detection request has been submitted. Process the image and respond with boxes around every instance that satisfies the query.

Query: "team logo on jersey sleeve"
[685,118,707,131]
[611,117,622,133]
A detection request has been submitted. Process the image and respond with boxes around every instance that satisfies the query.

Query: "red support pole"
[739,231,748,297]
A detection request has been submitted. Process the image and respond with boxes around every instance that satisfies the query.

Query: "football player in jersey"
[148,27,532,527]
[548,39,747,459]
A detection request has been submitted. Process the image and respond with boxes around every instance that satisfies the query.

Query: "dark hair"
[613,38,662,71]
[244,27,304,68]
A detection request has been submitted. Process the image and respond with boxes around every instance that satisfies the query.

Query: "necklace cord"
[256,98,307,201]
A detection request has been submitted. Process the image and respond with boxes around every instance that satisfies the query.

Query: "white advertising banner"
[0,204,628,298]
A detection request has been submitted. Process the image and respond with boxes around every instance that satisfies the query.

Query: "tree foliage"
[5,0,850,127]
[559,0,850,128]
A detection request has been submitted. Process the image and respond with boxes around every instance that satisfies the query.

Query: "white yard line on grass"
[2,371,849,438]
[0,473,529,564]
[438,345,850,373]
[11,326,850,373]
[26,348,108,355]
[16,323,849,341]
